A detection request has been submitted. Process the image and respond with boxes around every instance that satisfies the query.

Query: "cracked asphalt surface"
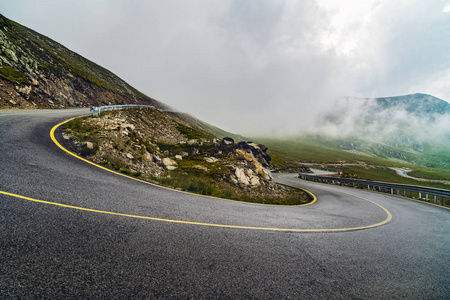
[1,109,449,299]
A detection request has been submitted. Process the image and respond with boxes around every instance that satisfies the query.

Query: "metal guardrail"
[89,105,185,116]
[303,165,341,173]
[90,105,155,116]
[299,173,450,206]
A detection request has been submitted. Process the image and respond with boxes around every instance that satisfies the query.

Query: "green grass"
[343,166,450,190]
[0,65,30,84]
[176,123,214,140]
[253,137,450,190]
[64,117,98,135]
[260,138,405,167]
[157,168,310,205]
[408,168,450,181]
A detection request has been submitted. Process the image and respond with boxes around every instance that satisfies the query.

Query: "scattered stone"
[162,157,177,167]
[188,139,198,145]
[193,165,208,172]
[191,148,199,156]
[179,151,189,157]
[236,141,251,150]
[222,137,234,145]
[166,165,178,171]
[175,155,183,160]
[85,141,94,149]
[126,153,134,159]
[235,167,250,185]
[153,155,162,163]
[204,157,218,163]
[24,163,38,167]
[16,85,31,96]
[143,151,152,161]
[120,123,135,131]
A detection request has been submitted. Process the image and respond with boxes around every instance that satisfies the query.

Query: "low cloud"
[311,96,450,147]
[2,0,450,136]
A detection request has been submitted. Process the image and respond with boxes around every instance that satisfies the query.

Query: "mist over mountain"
[314,93,450,143]
[303,93,450,168]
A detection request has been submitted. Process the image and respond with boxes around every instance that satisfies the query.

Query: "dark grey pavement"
[1,109,449,299]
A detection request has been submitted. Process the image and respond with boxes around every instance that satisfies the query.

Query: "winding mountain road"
[1,109,449,299]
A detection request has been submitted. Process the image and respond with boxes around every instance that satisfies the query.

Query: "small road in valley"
[1,109,449,298]
[390,167,450,185]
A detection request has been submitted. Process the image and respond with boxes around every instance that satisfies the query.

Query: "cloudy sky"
[2,0,450,135]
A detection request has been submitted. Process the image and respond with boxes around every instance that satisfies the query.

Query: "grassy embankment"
[257,138,450,191]
[63,113,311,205]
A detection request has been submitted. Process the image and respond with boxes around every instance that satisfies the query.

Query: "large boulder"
[222,137,234,145]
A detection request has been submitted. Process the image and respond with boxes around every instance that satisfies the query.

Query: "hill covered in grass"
[256,93,450,183]
[0,14,160,109]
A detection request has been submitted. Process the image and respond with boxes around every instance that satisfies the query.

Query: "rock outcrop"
[63,108,310,204]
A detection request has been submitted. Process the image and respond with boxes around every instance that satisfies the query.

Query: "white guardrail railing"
[299,173,450,207]
[89,105,182,116]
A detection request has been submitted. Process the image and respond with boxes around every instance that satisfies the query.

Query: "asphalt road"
[1,109,449,299]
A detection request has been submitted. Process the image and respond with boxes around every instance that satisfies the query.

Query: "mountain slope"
[318,94,450,169]
[374,93,450,116]
[258,93,450,173]
[0,14,161,109]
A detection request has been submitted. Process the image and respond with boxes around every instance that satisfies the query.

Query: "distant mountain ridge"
[360,93,450,117]
[310,93,450,169]
[0,14,161,109]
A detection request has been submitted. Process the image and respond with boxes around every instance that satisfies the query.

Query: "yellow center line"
[0,190,391,232]
[1,114,388,232]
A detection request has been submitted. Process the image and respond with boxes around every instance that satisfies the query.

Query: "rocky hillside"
[0,14,160,109]
[63,108,310,205]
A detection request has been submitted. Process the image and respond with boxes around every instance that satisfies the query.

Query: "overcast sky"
[2,0,450,135]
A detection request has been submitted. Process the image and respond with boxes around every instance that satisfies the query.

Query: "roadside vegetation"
[0,66,30,85]
[255,138,450,190]
[408,169,450,181]
[342,165,449,189]
[62,110,311,205]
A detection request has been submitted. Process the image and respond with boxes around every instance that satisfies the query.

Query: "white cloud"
[443,4,450,13]
[1,0,449,136]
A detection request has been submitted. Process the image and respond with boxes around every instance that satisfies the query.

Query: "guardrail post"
[434,195,437,204]
[419,192,422,200]
[426,194,429,201]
